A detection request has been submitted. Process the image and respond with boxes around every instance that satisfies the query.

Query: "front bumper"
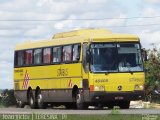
[89,91,144,102]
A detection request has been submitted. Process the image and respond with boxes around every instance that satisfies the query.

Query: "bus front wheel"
[76,92,88,110]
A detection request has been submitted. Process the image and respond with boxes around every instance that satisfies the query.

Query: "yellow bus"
[14,29,145,109]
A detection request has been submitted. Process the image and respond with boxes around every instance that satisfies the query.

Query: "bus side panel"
[44,89,73,102]
[14,63,83,103]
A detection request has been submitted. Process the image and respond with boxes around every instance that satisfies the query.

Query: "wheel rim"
[76,94,81,104]
[19,101,22,106]
[30,96,34,105]
[37,94,43,105]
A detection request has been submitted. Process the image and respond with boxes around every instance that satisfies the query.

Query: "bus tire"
[119,101,130,109]
[37,90,45,109]
[28,91,36,109]
[76,92,88,110]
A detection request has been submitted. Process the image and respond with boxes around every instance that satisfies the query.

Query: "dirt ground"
[130,101,160,109]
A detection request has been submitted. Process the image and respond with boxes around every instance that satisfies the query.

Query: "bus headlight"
[134,85,139,90]
[134,85,144,90]
[94,86,99,91]
[99,86,105,91]
[139,85,144,90]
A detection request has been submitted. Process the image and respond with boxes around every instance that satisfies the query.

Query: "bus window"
[73,44,81,61]
[52,47,61,63]
[25,50,32,65]
[43,48,51,64]
[16,51,24,66]
[62,45,72,62]
[34,49,42,64]
[117,43,143,72]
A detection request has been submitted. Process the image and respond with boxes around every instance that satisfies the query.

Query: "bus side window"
[34,49,42,64]
[52,47,61,63]
[83,43,89,73]
[15,51,24,66]
[25,50,33,65]
[43,48,51,64]
[73,44,81,61]
[62,45,72,62]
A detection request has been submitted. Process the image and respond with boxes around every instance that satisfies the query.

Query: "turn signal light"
[90,85,94,91]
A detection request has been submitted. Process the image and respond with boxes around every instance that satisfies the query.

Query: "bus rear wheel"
[28,91,36,109]
[37,90,46,109]
[76,92,88,110]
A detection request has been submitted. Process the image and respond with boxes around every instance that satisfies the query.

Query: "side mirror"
[142,49,147,62]
[86,50,91,63]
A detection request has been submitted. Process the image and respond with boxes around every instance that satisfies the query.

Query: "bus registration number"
[115,96,124,100]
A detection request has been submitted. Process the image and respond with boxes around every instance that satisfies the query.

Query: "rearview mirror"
[142,48,147,61]
[86,50,91,63]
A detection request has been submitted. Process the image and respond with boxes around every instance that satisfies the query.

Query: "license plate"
[115,96,124,100]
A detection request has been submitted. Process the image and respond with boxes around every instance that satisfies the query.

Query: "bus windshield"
[90,42,143,73]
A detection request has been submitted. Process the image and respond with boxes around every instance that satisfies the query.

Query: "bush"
[0,89,16,107]
[144,47,160,103]
[145,48,160,87]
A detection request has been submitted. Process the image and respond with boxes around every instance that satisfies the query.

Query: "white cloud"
[142,7,160,16]
[139,31,160,48]
[0,61,13,89]
[24,25,52,38]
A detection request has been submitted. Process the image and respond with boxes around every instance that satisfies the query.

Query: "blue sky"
[0,0,160,89]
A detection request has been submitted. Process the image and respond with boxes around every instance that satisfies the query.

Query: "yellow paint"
[14,63,82,90]
[90,72,145,92]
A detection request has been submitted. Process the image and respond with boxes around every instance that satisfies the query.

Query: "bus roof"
[15,29,139,50]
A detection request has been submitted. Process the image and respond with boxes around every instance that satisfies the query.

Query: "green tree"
[145,47,160,87]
